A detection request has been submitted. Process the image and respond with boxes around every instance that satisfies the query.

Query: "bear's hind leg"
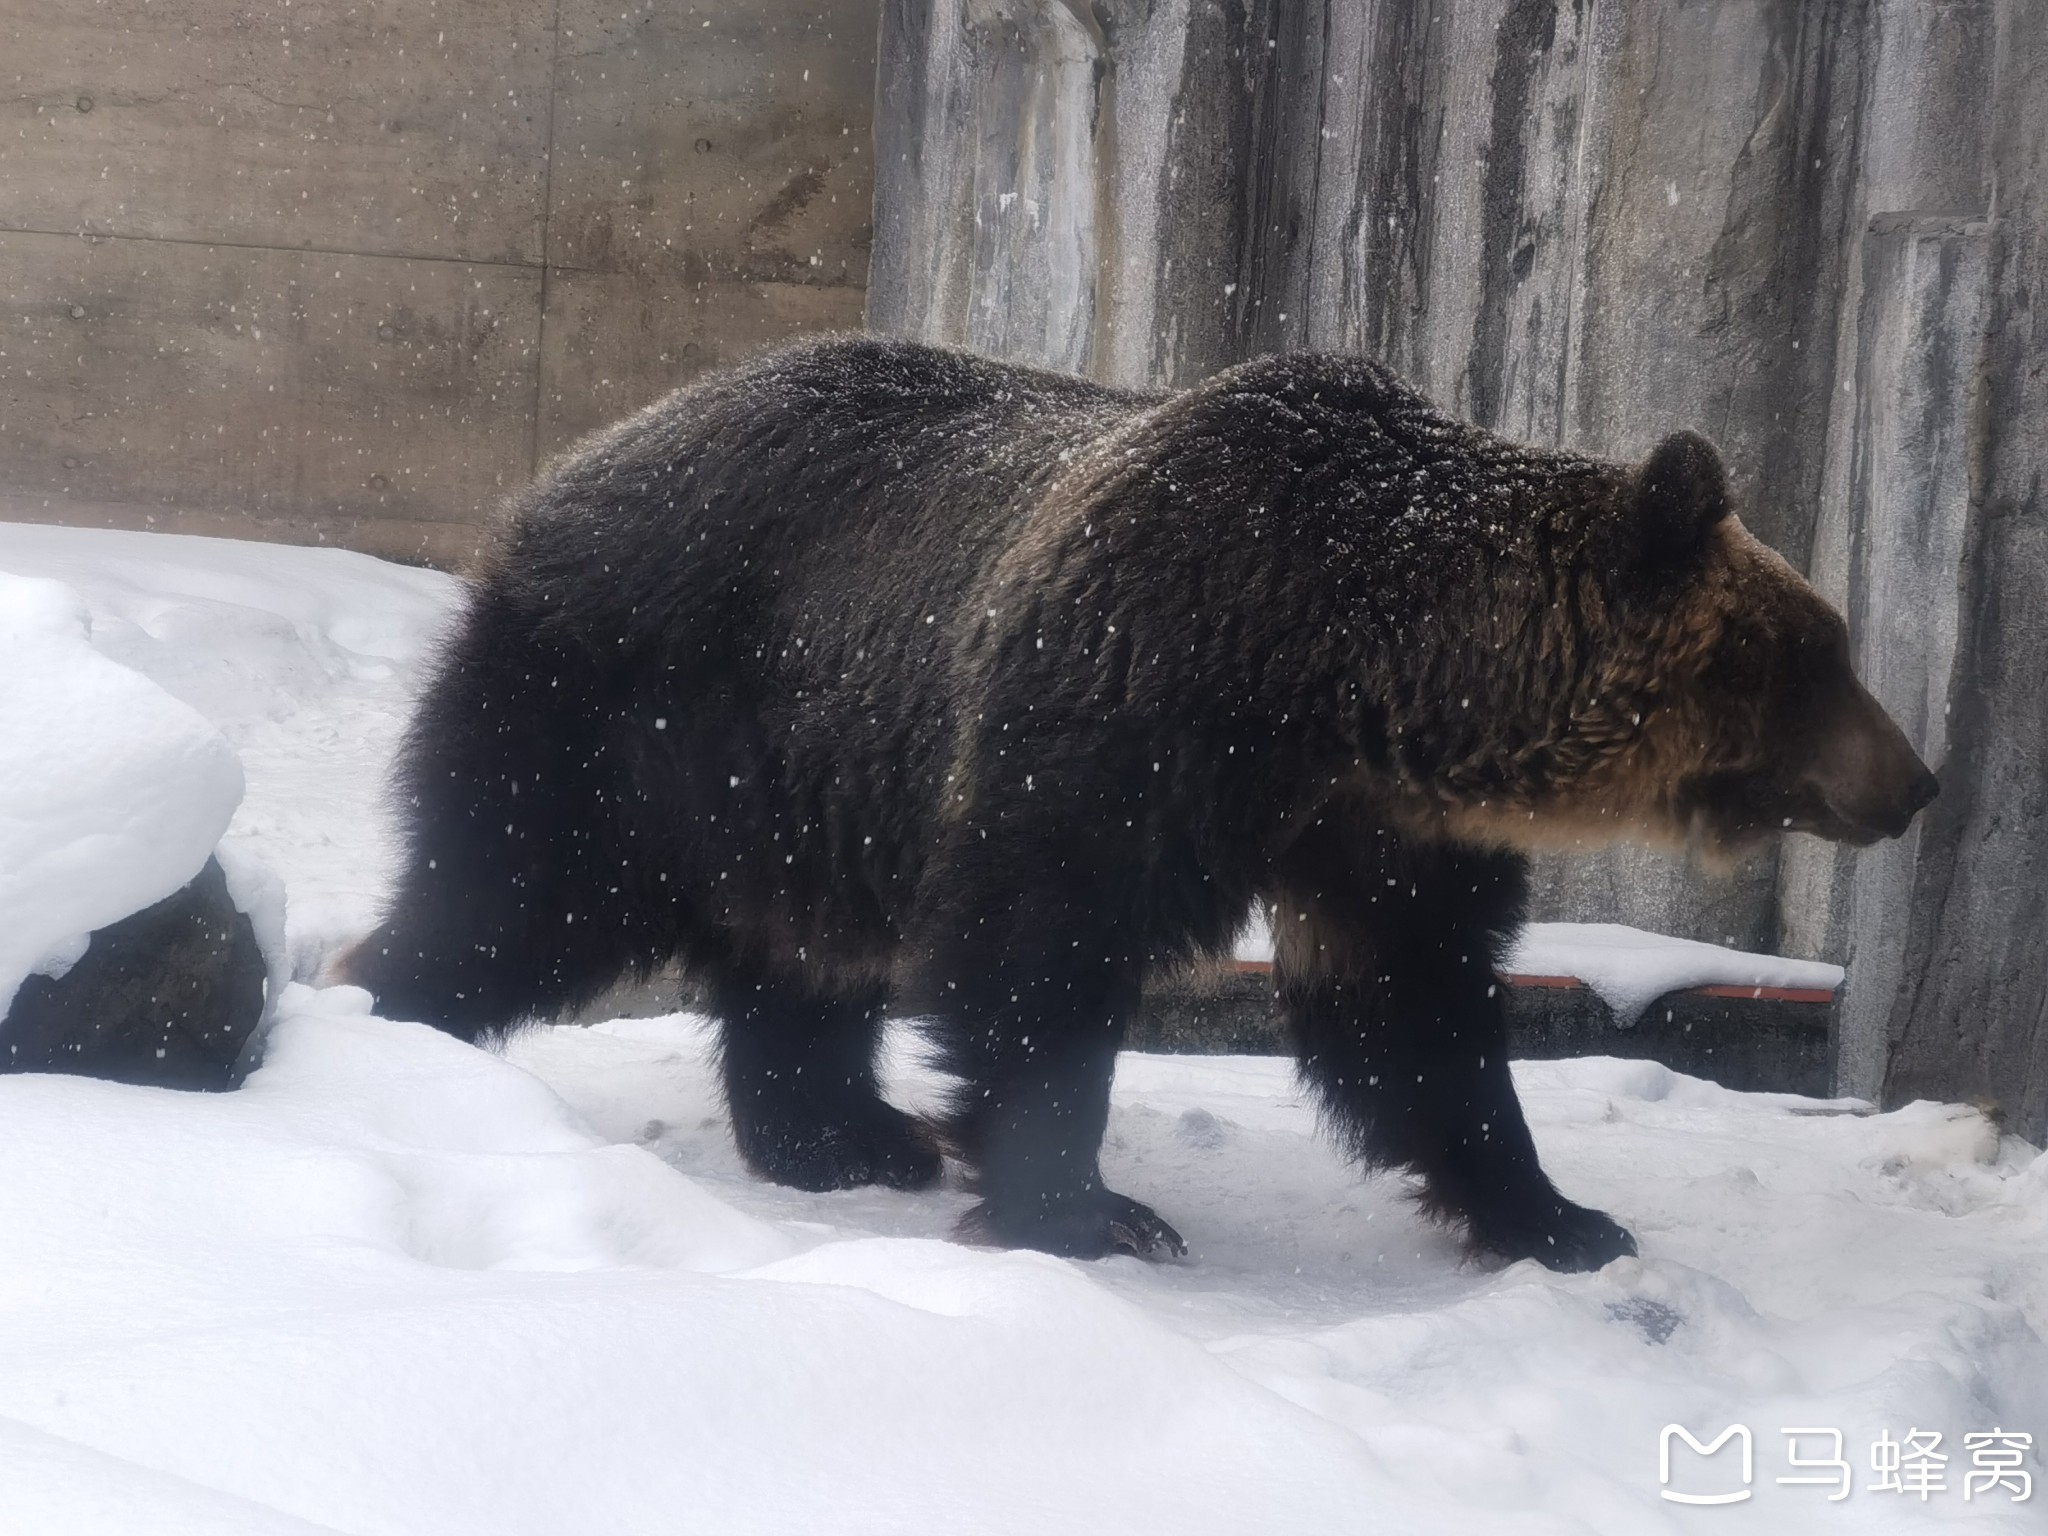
[918,865,1184,1261]
[1273,816,1635,1273]
[712,966,940,1193]
[936,1006,1183,1260]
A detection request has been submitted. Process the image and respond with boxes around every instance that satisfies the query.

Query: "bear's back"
[497,336,1153,658]
[455,338,1163,925]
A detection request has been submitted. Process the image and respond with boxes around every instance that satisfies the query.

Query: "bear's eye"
[1707,629,1771,693]
[1780,621,1851,686]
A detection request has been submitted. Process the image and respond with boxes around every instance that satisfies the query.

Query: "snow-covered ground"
[1,523,2042,1535]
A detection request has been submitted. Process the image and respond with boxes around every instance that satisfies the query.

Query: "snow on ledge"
[1233,911,1841,1027]
[1503,922,1842,1025]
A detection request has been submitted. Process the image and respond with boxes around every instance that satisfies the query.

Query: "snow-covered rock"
[0,571,244,1016]
[0,522,459,983]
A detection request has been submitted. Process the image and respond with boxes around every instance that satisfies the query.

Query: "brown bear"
[342,335,1936,1271]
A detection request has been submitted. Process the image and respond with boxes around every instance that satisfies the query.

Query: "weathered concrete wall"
[1778,0,1999,1101]
[0,0,874,567]
[871,0,2048,1137]
[1870,2,2048,1137]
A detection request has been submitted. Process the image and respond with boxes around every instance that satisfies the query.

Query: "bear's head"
[1565,431,1940,857]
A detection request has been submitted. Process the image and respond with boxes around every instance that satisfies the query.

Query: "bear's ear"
[1631,430,1730,574]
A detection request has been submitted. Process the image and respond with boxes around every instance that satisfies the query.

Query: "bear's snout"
[1848,762,1941,842]
[1907,766,1941,814]
[1802,681,1938,844]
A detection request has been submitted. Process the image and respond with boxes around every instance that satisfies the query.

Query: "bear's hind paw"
[738,1104,943,1193]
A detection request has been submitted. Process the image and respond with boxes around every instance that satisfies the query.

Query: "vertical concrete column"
[871,0,1251,387]
[1824,218,1994,1097]
[870,0,1107,374]
[1301,0,1611,442]
[1778,0,1998,1098]
[1883,0,2048,1136]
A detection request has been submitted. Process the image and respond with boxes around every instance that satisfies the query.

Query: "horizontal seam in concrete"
[0,223,871,289]
[0,495,485,528]
[0,223,575,273]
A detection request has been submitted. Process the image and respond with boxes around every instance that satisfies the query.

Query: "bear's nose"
[1908,769,1940,814]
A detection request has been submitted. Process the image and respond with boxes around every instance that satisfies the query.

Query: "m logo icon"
[1661,1424,1754,1505]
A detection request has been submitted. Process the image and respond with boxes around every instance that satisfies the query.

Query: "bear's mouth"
[1741,800,1905,849]
[1683,777,1881,852]
[1793,773,1938,845]
[1790,810,1887,846]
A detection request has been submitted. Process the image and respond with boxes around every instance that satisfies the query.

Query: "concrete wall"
[0,0,875,567]
[870,0,2048,1138]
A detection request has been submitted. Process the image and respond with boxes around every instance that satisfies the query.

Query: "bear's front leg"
[1273,815,1636,1273]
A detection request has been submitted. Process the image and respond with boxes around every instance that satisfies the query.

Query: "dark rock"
[2,857,266,1091]
[1606,1298,1684,1346]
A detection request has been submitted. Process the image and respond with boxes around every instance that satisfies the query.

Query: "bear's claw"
[960,1189,1187,1262]
[1106,1207,1188,1260]
[1469,1196,1637,1274]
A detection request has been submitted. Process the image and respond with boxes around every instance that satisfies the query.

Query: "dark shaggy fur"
[344,335,1934,1269]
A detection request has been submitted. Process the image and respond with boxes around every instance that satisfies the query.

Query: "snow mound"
[0,571,244,1015]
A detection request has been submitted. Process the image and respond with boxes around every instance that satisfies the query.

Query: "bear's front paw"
[959,1189,1187,1261]
[1470,1196,1636,1273]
